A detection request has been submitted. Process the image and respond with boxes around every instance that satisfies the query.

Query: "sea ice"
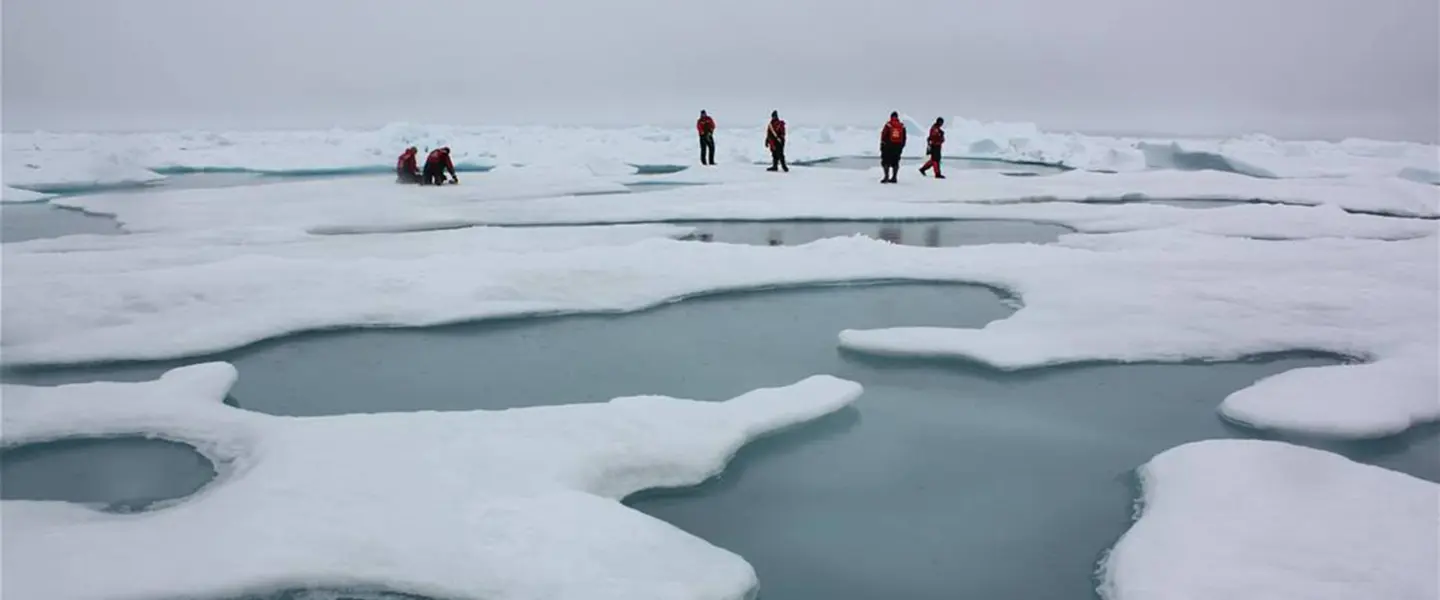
[5,213,1435,441]
[1,364,863,600]
[6,121,1437,184]
[46,167,1440,239]
[1,149,164,193]
[1,186,54,204]
[1219,347,1440,438]
[838,231,1438,437]
[1100,439,1439,600]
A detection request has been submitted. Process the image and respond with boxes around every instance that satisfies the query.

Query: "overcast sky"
[4,0,1437,141]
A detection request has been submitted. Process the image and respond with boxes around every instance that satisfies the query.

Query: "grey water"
[0,437,214,511]
[1,203,122,242]
[674,219,1069,247]
[5,283,1437,600]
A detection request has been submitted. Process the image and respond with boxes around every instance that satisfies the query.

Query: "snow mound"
[1137,141,1277,178]
[1,149,164,193]
[1,364,863,600]
[1100,439,1439,600]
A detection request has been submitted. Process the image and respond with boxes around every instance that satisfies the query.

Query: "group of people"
[395,146,458,185]
[699,110,791,171]
[395,111,947,186]
[699,110,947,182]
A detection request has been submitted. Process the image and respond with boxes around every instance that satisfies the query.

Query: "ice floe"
[836,231,1438,438]
[1,364,862,600]
[6,122,1437,191]
[5,215,1435,441]
[1100,439,1439,600]
[43,168,1440,242]
[1219,347,1440,438]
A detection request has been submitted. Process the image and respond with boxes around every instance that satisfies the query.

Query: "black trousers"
[423,166,447,185]
[881,143,904,169]
[397,170,421,184]
[769,142,788,171]
[699,134,715,165]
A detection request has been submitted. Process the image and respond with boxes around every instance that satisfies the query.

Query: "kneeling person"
[396,147,421,183]
[423,147,458,185]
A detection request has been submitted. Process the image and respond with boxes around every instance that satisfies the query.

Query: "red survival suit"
[920,121,945,178]
[396,147,420,183]
[422,147,457,185]
[765,115,788,171]
[697,113,717,165]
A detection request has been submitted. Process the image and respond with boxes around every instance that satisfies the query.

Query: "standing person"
[422,147,458,186]
[919,117,946,178]
[879,112,907,183]
[396,146,421,183]
[697,110,717,165]
[765,111,789,172]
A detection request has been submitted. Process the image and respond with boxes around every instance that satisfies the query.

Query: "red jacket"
[927,124,945,148]
[397,149,418,174]
[424,149,455,173]
[697,116,715,136]
[766,119,786,147]
[881,118,907,146]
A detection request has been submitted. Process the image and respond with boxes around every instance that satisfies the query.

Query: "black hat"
[771,110,779,118]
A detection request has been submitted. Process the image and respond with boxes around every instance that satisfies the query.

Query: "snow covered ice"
[2,119,1438,599]
[6,121,1440,195]
[1100,439,1440,600]
[1,364,863,600]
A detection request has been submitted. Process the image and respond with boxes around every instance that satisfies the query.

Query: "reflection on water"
[677,219,1069,247]
[0,437,215,511]
[4,283,1433,600]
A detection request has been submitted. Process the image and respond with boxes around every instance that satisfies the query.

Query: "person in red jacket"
[765,111,788,172]
[422,147,458,186]
[396,147,420,183]
[697,110,717,166]
[919,117,946,179]
[879,112,907,183]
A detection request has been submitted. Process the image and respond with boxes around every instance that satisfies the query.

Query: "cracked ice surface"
[0,364,863,600]
[1100,439,1440,600]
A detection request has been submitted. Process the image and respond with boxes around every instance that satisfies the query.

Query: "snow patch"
[1220,346,1440,438]
[1099,439,1439,600]
[1,364,863,600]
